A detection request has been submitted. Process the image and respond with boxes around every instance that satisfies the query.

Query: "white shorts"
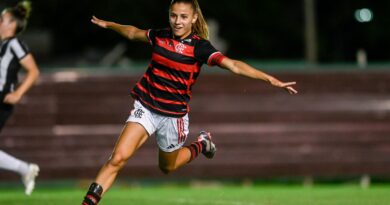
[127,100,189,152]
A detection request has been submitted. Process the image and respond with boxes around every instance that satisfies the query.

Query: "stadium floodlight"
[355,8,374,23]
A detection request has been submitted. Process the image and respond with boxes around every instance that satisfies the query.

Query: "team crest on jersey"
[175,43,186,54]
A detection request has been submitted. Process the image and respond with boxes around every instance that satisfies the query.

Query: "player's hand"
[270,79,298,94]
[91,16,109,28]
[3,92,22,105]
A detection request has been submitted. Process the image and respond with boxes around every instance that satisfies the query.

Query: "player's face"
[0,12,16,38]
[169,3,198,39]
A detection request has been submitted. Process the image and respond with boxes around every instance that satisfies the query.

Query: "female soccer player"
[82,0,297,204]
[0,1,40,196]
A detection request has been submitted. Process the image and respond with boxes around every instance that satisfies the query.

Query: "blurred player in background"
[0,0,40,196]
[82,0,297,204]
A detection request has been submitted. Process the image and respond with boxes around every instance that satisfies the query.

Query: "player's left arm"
[219,57,298,94]
[3,54,40,104]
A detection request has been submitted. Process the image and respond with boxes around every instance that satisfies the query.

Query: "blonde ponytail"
[170,0,209,40]
[192,0,209,40]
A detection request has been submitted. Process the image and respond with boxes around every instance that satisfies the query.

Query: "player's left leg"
[81,122,149,205]
[0,150,39,195]
[0,108,39,195]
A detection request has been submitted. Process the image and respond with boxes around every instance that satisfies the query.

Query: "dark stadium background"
[0,0,389,65]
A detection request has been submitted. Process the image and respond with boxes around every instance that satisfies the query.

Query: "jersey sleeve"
[194,40,226,67]
[146,29,157,46]
[10,39,30,60]
[147,28,172,46]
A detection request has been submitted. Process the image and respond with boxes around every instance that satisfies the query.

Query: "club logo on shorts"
[134,109,144,118]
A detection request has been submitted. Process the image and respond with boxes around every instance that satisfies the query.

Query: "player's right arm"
[91,16,148,43]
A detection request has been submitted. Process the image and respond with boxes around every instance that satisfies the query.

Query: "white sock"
[0,150,29,176]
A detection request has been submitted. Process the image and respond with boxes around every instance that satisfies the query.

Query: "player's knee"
[159,164,176,175]
[107,152,127,169]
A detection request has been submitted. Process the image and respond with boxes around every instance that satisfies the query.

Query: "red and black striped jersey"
[131,28,225,117]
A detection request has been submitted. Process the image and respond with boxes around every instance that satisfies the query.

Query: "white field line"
[129,196,262,205]
[174,198,261,205]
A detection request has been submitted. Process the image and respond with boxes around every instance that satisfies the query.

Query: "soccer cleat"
[197,131,217,159]
[22,163,39,196]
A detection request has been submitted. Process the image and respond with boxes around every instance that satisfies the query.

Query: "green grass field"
[0,184,389,205]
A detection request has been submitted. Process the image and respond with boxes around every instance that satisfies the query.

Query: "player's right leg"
[81,122,149,205]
